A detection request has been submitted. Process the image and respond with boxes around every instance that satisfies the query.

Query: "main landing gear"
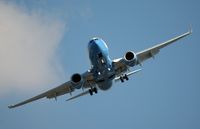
[120,74,129,83]
[89,87,98,96]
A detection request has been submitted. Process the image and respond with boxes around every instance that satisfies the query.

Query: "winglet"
[189,24,193,34]
[8,105,14,109]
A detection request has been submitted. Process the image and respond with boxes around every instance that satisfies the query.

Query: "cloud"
[80,7,93,20]
[0,1,65,96]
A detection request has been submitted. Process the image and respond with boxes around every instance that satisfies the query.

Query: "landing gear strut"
[89,87,98,96]
[120,74,129,83]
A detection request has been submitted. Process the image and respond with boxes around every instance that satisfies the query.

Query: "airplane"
[8,29,192,109]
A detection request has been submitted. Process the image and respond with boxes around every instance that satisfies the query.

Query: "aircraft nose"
[88,39,98,49]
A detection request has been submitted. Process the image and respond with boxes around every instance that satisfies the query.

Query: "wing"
[8,81,75,109]
[136,29,192,64]
[112,29,192,77]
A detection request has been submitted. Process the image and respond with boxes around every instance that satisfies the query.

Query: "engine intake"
[71,73,81,83]
[123,51,137,66]
[125,51,135,61]
[71,73,83,89]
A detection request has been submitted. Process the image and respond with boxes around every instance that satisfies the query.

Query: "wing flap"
[46,82,74,98]
[8,93,46,109]
[8,81,74,109]
[136,30,192,63]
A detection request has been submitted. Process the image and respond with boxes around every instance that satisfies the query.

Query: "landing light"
[98,72,101,75]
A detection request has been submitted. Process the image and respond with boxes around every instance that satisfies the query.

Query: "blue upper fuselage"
[88,38,112,67]
[88,38,114,90]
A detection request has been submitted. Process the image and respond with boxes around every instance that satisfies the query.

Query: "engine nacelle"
[123,51,137,66]
[71,73,83,89]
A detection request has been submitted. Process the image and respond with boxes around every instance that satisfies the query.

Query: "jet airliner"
[8,29,192,108]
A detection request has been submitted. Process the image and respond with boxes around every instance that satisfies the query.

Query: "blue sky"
[1,0,200,129]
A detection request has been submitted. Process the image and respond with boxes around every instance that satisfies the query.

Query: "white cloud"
[0,1,65,96]
[80,7,93,20]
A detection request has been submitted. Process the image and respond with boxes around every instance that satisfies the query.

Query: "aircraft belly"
[97,81,112,90]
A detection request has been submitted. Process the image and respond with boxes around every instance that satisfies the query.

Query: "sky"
[0,0,199,129]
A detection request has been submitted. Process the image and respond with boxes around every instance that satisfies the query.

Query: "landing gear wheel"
[120,76,124,83]
[124,74,129,81]
[93,87,98,94]
[89,89,93,96]
[89,87,98,95]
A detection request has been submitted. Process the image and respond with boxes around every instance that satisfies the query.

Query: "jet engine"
[123,51,137,66]
[71,73,83,89]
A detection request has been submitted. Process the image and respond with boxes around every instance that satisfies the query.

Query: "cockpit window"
[92,37,99,40]
[89,40,95,44]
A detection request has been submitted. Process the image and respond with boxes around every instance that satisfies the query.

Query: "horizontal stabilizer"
[66,90,90,101]
[115,69,142,82]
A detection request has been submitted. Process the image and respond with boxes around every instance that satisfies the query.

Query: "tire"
[120,76,124,83]
[93,87,98,94]
[124,74,129,81]
[89,89,93,96]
